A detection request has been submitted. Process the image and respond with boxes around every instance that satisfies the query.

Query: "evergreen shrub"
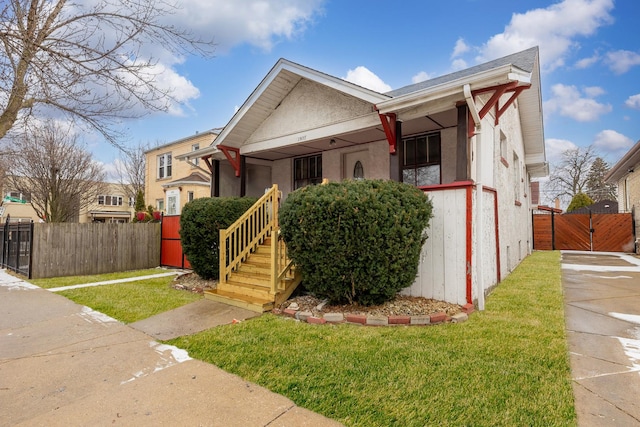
[180,197,257,279]
[279,180,433,305]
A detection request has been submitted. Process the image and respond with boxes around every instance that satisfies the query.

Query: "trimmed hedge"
[279,180,433,305]
[180,197,257,280]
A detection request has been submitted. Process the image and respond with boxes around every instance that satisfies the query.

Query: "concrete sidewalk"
[562,251,640,426]
[0,270,342,426]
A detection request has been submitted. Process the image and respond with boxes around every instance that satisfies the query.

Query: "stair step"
[218,280,272,299]
[239,262,271,277]
[229,272,270,286]
[204,289,273,313]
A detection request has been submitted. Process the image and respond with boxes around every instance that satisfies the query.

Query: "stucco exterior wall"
[247,79,373,146]
[491,101,532,278]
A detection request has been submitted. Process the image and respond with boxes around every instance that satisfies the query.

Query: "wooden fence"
[533,211,635,252]
[31,223,161,279]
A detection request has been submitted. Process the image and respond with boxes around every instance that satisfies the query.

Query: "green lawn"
[53,276,201,323]
[169,251,576,426]
[31,268,171,289]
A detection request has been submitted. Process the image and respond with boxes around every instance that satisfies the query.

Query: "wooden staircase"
[204,185,301,312]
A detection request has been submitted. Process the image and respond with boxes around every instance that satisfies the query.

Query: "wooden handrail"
[219,183,299,296]
[219,185,279,283]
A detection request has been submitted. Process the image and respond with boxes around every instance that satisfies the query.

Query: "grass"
[168,251,576,427]
[55,276,201,323]
[31,268,169,289]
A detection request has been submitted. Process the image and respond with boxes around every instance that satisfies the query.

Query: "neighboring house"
[605,139,640,247]
[1,182,135,223]
[144,129,219,216]
[183,47,547,310]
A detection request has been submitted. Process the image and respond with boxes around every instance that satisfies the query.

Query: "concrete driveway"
[562,251,640,426]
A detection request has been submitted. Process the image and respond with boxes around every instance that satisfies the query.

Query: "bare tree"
[546,145,597,207]
[0,0,214,145]
[6,122,106,222]
[114,143,147,204]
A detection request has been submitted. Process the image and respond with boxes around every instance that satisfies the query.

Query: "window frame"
[157,152,172,179]
[293,154,323,190]
[401,132,442,187]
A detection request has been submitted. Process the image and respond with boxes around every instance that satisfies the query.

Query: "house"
[144,129,220,216]
[182,47,547,311]
[604,139,640,249]
[1,181,136,223]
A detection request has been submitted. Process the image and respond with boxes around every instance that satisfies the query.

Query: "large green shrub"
[280,180,433,305]
[180,197,257,279]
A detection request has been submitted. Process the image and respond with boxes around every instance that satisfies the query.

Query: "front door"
[166,189,180,215]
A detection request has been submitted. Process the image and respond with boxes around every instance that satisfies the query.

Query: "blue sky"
[95,0,640,178]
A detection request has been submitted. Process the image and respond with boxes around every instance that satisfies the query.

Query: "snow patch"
[610,312,640,325]
[616,337,640,372]
[120,342,191,385]
[79,306,118,324]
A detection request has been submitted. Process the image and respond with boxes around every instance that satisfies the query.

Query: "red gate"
[160,215,191,269]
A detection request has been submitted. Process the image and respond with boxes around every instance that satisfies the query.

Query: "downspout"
[464,84,485,311]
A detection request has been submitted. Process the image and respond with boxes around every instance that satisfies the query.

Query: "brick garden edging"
[273,303,475,326]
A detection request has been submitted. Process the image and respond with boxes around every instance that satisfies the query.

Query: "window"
[6,191,30,203]
[353,161,364,179]
[294,154,322,190]
[402,133,441,186]
[188,191,194,202]
[97,195,123,206]
[128,197,135,207]
[500,131,509,167]
[191,144,200,166]
[156,199,165,211]
[157,152,172,179]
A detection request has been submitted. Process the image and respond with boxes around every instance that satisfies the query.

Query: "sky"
[92,0,640,183]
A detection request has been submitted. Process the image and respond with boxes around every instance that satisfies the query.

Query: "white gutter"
[464,84,485,311]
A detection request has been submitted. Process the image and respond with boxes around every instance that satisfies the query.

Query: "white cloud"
[625,94,640,110]
[545,138,578,165]
[343,66,392,93]
[451,58,468,71]
[544,84,612,122]
[411,71,432,84]
[477,0,614,72]
[605,50,640,74]
[451,38,470,58]
[584,86,605,97]
[169,0,325,52]
[575,53,600,69]
[593,130,634,153]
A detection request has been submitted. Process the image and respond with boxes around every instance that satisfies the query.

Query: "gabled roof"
[212,59,390,150]
[190,47,545,172]
[161,171,210,188]
[386,47,539,97]
[605,140,640,183]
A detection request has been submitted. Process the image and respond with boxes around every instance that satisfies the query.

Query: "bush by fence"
[31,223,161,279]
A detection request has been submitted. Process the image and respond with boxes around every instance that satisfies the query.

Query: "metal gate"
[160,215,191,269]
[0,218,34,278]
[533,210,635,252]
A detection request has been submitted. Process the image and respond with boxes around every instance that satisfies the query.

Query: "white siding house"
[182,47,548,310]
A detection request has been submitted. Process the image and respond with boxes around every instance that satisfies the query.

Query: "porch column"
[240,155,246,197]
[456,104,469,181]
[389,120,403,182]
[212,160,220,197]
